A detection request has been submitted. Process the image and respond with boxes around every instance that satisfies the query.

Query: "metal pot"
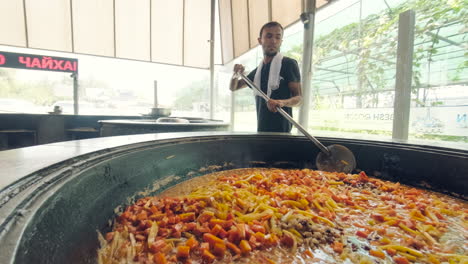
[0,133,467,263]
[150,107,171,117]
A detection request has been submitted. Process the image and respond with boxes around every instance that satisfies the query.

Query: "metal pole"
[230,87,235,131]
[392,10,415,140]
[154,80,158,107]
[72,73,78,115]
[239,73,330,155]
[209,0,215,119]
[298,0,316,129]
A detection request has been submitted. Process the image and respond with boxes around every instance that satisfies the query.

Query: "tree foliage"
[283,0,467,108]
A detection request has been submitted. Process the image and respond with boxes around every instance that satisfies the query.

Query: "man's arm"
[284,81,302,107]
[267,81,302,112]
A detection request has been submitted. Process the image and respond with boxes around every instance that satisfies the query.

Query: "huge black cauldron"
[0,132,466,263]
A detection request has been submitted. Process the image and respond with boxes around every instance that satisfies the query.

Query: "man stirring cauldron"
[230,21,302,132]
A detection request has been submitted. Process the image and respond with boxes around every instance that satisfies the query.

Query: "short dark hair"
[259,21,284,38]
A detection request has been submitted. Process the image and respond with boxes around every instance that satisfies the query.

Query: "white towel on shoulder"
[253,53,283,98]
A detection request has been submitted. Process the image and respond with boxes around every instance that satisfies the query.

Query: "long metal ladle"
[237,72,356,173]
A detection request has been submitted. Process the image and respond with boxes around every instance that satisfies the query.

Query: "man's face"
[258,25,283,57]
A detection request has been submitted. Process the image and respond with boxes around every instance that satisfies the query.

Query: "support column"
[209,0,216,119]
[230,88,235,131]
[154,81,158,107]
[72,73,79,115]
[298,0,316,129]
[392,10,415,140]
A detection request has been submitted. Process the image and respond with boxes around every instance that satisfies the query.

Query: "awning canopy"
[0,0,330,69]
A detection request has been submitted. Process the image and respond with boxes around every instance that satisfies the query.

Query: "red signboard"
[0,51,78,73]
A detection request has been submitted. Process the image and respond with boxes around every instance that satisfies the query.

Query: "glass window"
[218,47,262,132]
[221,0,467,148]
[305,0,400,140]
[409,1,467,144]
[0,45,211,117]
[0,60,73,114]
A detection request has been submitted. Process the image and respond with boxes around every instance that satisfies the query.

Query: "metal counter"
[98,118,229,137]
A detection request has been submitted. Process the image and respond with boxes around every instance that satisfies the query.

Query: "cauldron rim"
[1,131,467,192]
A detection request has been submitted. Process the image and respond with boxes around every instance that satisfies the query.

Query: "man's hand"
[230,64,247,91]
[233,64,245,75]
[267,99,284,112]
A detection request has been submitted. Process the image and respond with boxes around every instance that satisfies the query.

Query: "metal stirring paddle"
[237,72,356,173]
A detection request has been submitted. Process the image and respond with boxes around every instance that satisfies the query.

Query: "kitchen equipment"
[149,80,171,117]
[238,72,356,173]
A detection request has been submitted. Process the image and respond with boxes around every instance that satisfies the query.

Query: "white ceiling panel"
[0,0,26,47]
[231,0,250,58]
[218,0,234,64]
[248,0,269,48]
[115,0,151,61]
[0,0,332,68]
[25,0,72,52]
[317,0,330,8]
[72,0,114,57]
[272,0,302,27]
[184,0,211,68]
[151,0,183,65]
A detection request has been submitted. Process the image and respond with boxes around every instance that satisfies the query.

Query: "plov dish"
[98,168,467,264]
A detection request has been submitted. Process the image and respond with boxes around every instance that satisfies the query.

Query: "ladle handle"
[238,73,330,156]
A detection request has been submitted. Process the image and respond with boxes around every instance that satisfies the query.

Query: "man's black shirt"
[247,57,301,132]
